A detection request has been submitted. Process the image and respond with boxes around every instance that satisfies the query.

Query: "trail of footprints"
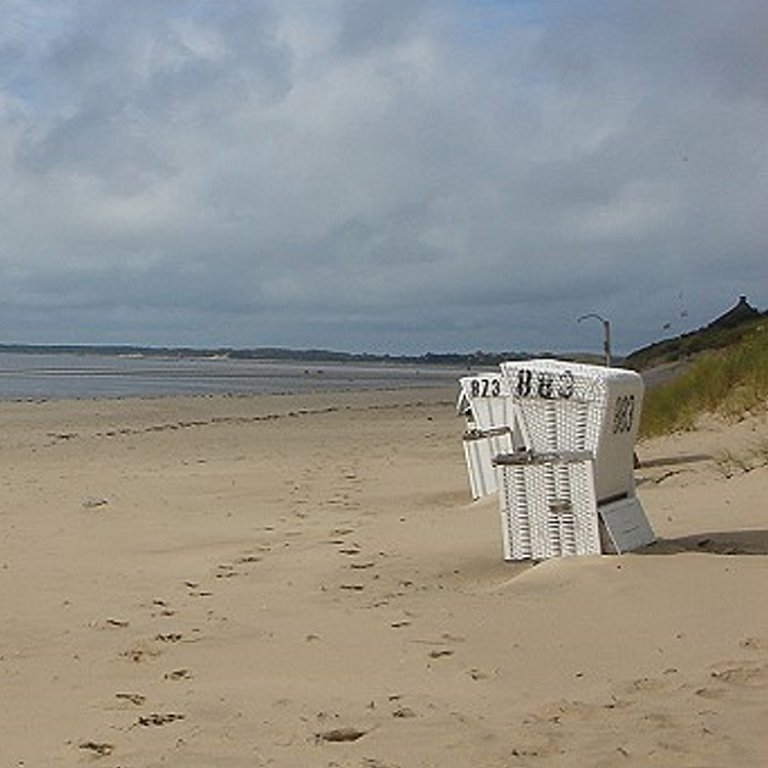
[48,403,387,448]
[75,461,375,758]
[78,534,281,756]
[76,457,482,760]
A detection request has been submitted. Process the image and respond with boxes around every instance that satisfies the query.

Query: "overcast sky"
[0,0,765,355]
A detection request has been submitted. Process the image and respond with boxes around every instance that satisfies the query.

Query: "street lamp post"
[577,313,612,367]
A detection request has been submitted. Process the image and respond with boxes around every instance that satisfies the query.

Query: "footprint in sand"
[315,726,368,743]
[79,741,114,756]
[236,554,262,564]
[81,496,109,509]
[90,617,129,629]
[188,589,213,598]
[215,563,238,579]
[116,692,146,706]
[122,641,161,663]
[136,712,185,727]
[694,685,727,700]
[739,636,767,651]
[183,581,214,597]
[709,661,768,686]
[149,598,176,617]
[164,668,192,681]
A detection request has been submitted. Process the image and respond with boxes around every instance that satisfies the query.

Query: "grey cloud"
[15,0,292,190]
[538,0,768,99]
[0,0,765,353]
[336,0,432,56]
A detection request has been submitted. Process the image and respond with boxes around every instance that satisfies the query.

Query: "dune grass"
[626,314,765,370]
[640,323,768,437]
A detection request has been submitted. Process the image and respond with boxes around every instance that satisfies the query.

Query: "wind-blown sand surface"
[1,388,766,767]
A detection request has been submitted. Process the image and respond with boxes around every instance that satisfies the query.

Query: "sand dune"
[1,390,766,766]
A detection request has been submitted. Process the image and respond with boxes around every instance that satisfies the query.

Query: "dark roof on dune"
[707,295,760,330]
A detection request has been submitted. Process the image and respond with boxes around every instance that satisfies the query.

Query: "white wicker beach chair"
[493,359,654,560]
[457,373,522,500]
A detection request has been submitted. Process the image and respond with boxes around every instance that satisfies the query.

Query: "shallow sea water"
[0,352,466,400]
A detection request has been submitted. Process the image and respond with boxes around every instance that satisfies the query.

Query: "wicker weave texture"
[498,459,600,561]
[463,431,513,499]
[500,360,610,451]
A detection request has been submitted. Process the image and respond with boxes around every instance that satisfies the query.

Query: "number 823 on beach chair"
[457,373,525,500]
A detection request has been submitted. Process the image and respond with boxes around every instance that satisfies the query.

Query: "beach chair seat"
[494,450,600,560]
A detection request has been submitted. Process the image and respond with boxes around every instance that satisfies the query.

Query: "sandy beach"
[1,387,766,767]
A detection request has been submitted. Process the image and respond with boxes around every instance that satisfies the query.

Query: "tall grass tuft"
[640,324,768,437]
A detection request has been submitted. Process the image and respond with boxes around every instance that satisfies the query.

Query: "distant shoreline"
[0,343,495,366]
